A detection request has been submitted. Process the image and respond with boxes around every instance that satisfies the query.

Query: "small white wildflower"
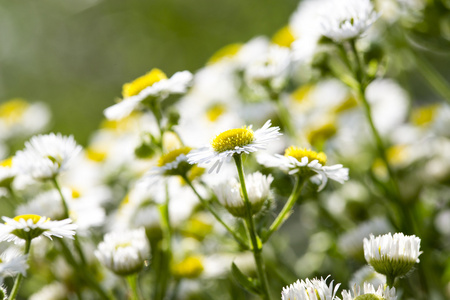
[95,227,150,276]
[281,275,340,300]
[363,232,422,278]
[0,215,77,243]
[320,0,380,42]
[342,282,397,300]
[213,172,273,218]
[13,133,82,181]
[187,120,281,173]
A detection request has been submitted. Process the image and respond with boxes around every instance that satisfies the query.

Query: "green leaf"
[231,262,261,295]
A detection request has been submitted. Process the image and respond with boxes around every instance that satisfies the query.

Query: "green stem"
[349,39,364,84]
[411,49,450,103]
[348,44,417,235]
[155,183,172,300]
[57,239,112,300]
[126,274,140,300]
[386,274,396,289]
[52,177,87,265]
[52,177,70,219]
[181,174,249,249]
[8,239,31,300]
[234,155,271,300]
[6,186,23,205]
[263,176,304,243]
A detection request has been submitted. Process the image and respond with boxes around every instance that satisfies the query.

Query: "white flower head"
[13,133,82,181]
[213,171,273,218]
[187,120,281,173]
[0,246,28,281]
[342,282,397,300]
[320,0,380,42]
[143,146,195,180]
[104,68,193,120]
[244,44,291,88]
[363,232,422,279]
[29,282,67,300]
[281,275,340,300]
[95,227,150,276]
[0,215,77,243]
[258,146,349,191]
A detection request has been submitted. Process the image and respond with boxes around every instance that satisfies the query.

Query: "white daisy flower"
[320,0,380,42]
[144,146,194,178]
[187,120,281,173]
[104,68,193,120]
[363,233,422,279]
[258,146,349,191]
[0,215,77,243]
[95,227,150,276]
[13,133,82,181]
[29,282,67,300]
[281,275,340,300]
[342,282,397,300]
[244,44,291,89]
[16,188,106,233]
[213,172,273,218]
[0,246,28,282]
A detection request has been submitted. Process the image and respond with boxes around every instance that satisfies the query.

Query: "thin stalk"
[155,183,172,300]
[52,177,70,219]
[348,43,417,235]
[234,155,271,300]
[181,174,249,249]
[126,274,140,300]
[8,239,31,300]
[411,49,450,103]
[57,239,112,300]
[349,39,364,83]
[386,274,396,289]
[52,177,87,265]
[6,186,22,205]
[263,176,304,243]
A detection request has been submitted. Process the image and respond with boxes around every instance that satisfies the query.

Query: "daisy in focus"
[12,133,82,181]
[187,120,282,173]
[363,233,422,280]
[319,0,380,42]
[281,275,340,300]
[0,214,77,243]
[258,146,349,190]
[95,227,150,276]
[341,282,397,300]
[104,68,193,121]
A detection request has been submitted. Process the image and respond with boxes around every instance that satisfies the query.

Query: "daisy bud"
[363,233,421,281]
[213,172,273,218]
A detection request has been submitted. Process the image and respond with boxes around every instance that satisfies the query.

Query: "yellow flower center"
[291,84,314,103]
[86,148,107,162]
[334,96,358,113]
[122,68,168,98]
[206,103,227,122]
[13,214,44,224]
[208,43,242,64]
[0,98,29,124]
[158,147,192,167]
[115,242,132,250]
[172,256,204,279]
[211,127,254,152]
[0,157,13,168]
[307,122,337,146]
[272,25,295,47]
[411,104,438,126]
[284,146,327,165]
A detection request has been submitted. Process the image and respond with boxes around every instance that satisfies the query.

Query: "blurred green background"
[0,0,298,145]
